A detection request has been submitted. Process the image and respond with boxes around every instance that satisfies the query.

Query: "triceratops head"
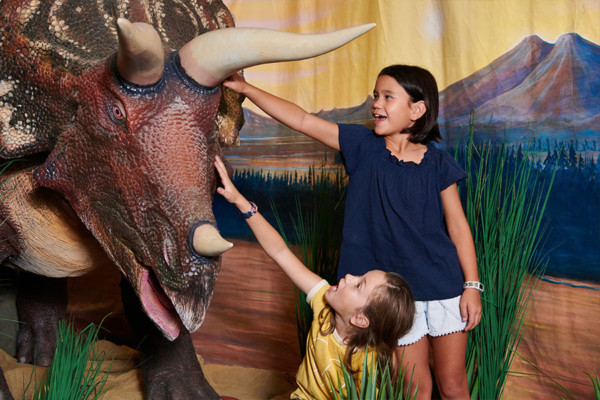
[31,20,374,340]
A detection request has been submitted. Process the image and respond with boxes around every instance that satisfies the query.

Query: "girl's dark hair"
[320,272,415,377]
[378,64,442,144]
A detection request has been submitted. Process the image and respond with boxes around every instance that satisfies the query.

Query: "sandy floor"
[5,239,599,399]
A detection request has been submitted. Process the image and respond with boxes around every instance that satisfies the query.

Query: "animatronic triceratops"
[0,0,373,398]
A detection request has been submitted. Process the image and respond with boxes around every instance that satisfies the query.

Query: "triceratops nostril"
[188,220,233,259]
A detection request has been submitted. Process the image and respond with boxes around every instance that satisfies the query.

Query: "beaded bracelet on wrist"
[241,201,258,219]
[463,281,484,292]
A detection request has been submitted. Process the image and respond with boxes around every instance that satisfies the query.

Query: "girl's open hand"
[222,72,248,94]
[215,155,241,204]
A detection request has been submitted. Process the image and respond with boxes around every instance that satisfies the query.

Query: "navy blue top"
[337,123,467,301]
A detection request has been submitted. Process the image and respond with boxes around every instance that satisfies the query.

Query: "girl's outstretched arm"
[223,73,340,151]
[214,156,322,294]
[441,183,482,331]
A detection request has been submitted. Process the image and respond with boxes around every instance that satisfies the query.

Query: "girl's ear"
[410,100,426,121]
[350,313,370,329]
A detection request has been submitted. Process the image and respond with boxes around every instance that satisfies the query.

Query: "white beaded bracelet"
[463,281,484,292]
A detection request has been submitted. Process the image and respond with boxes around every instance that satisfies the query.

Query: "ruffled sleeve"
[437,148,467,190]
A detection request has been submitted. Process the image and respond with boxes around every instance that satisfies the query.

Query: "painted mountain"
[440,33,600,142]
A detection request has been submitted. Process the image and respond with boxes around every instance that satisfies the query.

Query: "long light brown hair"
[319,272,415,377]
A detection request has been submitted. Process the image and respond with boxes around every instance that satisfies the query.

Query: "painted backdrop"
[221,0,599,282]
[215,0,599,398]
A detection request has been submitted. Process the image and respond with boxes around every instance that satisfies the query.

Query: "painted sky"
[223,0,600,114]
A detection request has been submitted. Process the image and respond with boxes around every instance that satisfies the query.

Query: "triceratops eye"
[109,102,126,122]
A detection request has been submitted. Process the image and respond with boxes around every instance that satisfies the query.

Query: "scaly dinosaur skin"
[0,0,373,397]
[0,1,240,398]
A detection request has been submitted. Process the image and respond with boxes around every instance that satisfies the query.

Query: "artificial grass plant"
[460,129,556,399]
[26,319,113,400]
[587,370,600,400]
[327,352,418,400]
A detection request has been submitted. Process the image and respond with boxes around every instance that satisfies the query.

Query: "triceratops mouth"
[139,268,181,340]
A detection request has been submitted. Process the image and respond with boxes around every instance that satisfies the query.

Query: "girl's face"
[371,75,425,137]
[325,270,387,323]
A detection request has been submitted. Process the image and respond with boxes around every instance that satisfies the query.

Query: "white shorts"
[397,295,467,346]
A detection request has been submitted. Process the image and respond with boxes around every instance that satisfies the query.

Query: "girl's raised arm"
[214,156,322,294]
[224,73,340,151]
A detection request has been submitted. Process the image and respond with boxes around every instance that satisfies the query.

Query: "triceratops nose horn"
[116,18,165,85]
[192,223,233,257]
[178,24,376,88]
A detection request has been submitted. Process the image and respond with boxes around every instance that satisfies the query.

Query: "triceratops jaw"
[162,260,217,333]
[136,258,218,341]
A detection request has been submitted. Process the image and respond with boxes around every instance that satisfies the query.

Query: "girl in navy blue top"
[224,64,482,399]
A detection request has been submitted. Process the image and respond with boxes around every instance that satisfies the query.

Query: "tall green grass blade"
[327,352,418,399]
[461,121,556,399]
[588,370,600,400]
[27,319,113,400]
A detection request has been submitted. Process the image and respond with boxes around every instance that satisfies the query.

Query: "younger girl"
[214,155,414,400]
[224,65,482,399]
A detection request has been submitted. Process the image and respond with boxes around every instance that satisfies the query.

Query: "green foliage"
[588,370,600,400]
[460,127,556,399]
[26,320,112,400]
[271,165,346,356]
[327,352,417,400]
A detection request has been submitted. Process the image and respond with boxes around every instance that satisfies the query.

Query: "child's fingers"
[214,155,240,203]
[465,313,475,331]
[223,72,246,92]
[460,300,468,323]
[460,292,481,331]
[215,155,225,170]
[464,301,482,331]
[214,156,229,182]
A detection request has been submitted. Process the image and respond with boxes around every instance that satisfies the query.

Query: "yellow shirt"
[291,280,376,400]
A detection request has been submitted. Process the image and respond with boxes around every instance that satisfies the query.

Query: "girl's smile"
[372,112,388,126]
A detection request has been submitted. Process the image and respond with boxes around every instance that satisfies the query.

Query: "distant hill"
[439,35,553,124]
[440,33,600,139]
[240,33,599,142]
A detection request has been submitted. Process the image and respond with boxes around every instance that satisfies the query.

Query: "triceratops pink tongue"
[140,269,181,340]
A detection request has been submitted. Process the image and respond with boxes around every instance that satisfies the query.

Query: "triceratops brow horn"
[116,18,165,86]
[178,24,376,88]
